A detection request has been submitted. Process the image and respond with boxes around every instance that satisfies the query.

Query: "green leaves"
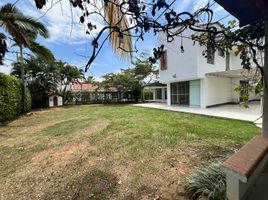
[29,41,55,62]
[0,3,52,61]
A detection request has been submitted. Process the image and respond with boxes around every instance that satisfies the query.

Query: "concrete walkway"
[134,102,262,127]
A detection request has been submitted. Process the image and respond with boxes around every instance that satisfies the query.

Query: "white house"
[158,25,261,108]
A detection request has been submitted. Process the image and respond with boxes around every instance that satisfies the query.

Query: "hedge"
[0,73,31,123]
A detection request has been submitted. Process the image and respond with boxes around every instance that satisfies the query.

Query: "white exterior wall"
[197,46,226,77]
[158,29,199,83]
[167,83,171,106]
[157,27,259,108]
[158,28,244,84]
[205,76,233,107]
[49,96,54,107]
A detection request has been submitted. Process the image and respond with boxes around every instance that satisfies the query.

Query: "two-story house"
[158,25,260,108]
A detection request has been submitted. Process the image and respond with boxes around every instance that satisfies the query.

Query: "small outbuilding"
[48,94,63,107]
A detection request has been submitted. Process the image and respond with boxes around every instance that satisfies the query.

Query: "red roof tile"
[72,83,98,91]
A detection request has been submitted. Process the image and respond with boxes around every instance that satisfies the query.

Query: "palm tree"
[0,3,54,112]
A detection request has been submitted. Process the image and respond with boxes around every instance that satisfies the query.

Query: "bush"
[184,162,227,200]
[0,73,32,122]
[0,73,22,122]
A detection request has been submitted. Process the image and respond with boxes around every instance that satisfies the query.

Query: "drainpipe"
[262,21,268,137]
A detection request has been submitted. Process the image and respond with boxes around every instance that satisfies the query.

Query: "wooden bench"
[222,136,268,200]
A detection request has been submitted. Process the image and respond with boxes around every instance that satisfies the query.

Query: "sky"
[0,0,234,80]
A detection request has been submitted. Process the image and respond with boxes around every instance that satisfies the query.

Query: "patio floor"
[134,102,262,127]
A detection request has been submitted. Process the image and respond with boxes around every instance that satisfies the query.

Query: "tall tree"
[101,52,158,102]
[11,57,58,108]
[0,3,54,112]
[55,61,84,100]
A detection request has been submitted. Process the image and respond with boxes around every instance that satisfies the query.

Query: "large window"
[160,50,167,70]
[155,89,162,99]
[171,82,189,105]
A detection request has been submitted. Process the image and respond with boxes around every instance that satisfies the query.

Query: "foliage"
[143,90,154,101]
[11,57,57,108]
[184,163,227,200]
[11,57,85,108]
[0,73,21,122]
[101,52,158,102]
[55,60,84,100]
[0,3,54,61]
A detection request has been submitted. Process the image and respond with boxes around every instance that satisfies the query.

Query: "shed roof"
[215,0,268,26]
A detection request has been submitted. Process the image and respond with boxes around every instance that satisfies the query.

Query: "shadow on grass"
[73,169,118,200]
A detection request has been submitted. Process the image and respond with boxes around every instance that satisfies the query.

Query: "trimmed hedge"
[0,73,31,123]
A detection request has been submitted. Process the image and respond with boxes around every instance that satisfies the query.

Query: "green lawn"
[0,105,260,200]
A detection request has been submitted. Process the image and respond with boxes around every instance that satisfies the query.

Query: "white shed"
[48,94,63,107]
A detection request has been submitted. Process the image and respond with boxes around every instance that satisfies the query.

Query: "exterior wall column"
[263,21,268,136]
[167,83,171,106]
[153,89,156,101]
[200,78,206,109]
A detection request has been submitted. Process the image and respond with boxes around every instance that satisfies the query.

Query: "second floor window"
[160,50,167,70]
[207,45,215,64]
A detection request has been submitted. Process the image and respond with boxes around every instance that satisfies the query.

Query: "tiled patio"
[134,102,262,127]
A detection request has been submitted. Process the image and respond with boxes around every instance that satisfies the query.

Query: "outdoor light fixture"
[180,45,184,53]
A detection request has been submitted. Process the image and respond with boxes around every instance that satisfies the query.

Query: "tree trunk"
[19,45,26,114]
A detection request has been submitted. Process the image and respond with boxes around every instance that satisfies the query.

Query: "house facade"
[158,27,260,108]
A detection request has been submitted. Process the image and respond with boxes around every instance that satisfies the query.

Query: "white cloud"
[174,0,192,12]
[193,0,209,10]
[19,0,105,44]
[0,64,11,75]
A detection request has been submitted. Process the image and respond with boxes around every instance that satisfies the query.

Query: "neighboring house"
[143,82,167,102]
[158,25,261,108]
[71,82,98,92]
[70,83,134,103]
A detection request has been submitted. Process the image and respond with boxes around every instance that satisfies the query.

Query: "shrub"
[184,162,227,200]
[0,73,32,122]
[0,73,22,122]
[143,90,153,101]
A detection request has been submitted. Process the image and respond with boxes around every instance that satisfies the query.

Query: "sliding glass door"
[171,81,189,105]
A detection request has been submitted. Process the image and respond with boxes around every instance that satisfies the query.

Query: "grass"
[0,104,260,200]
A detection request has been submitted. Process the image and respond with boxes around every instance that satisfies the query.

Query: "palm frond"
[104,0,133,61]
[28,41,55,62]
[0,3,49,46]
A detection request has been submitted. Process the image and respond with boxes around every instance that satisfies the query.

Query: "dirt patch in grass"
[1,141,99,200]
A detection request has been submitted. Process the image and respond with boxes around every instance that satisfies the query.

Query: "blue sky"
[0,0,234,80]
